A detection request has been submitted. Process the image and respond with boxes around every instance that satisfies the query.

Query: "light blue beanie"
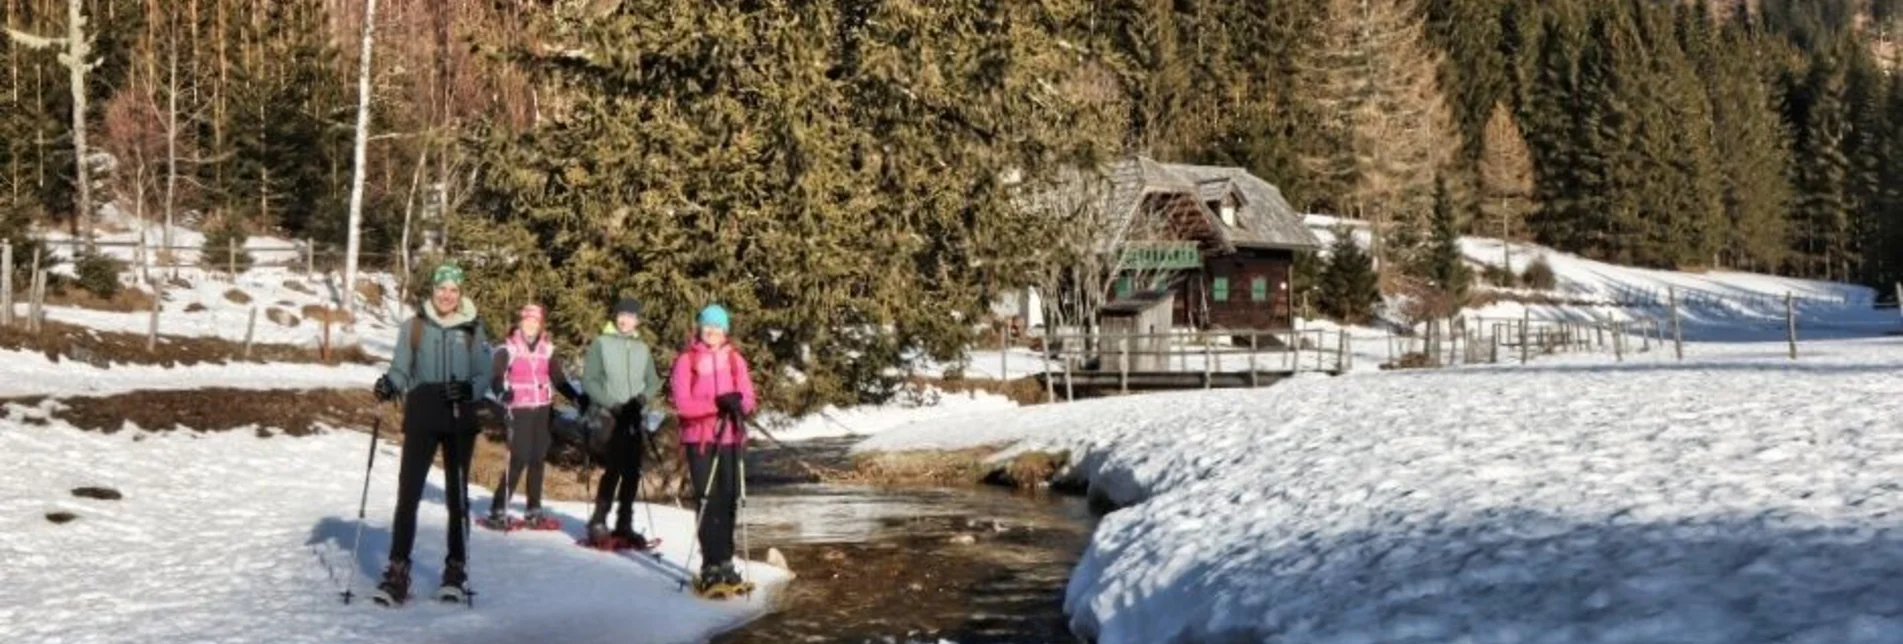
[697,304,731,332]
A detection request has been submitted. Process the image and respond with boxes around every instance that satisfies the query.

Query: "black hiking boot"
[434,559,470,603]
[371,558,411,606]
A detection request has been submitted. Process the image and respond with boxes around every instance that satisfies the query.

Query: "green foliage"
[1419,176,1471,308]
[1521,255,1557,290]
[72,250,124,299]
[201,216,253,275]
[1319,227,1381,324]
[461,1,1106,414]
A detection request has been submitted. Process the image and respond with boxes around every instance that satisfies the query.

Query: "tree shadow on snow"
[1081,507,1903,642]
[1457,360,1903,377]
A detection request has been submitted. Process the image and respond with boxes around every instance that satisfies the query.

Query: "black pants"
[390,385,479,566]
[688,444,741,567]
[589,408,644,531]
[492,406,553,515]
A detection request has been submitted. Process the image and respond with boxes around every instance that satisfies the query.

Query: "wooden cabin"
[1098,158,1322,331]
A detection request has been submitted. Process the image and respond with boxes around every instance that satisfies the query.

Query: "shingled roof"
[1096,156,1320,252]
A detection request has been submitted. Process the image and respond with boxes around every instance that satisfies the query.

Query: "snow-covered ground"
[0,348,380,399]
[0,408,791,644]
[857,337,1903,643]
[763,385,1021,442]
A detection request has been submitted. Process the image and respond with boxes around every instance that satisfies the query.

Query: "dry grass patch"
[356,280,386,306]
[283,280,314,295]
[0,318,374,366]
[266,307,300,327]
[45,284,156,313]
[184,302,207,313]
[301,304,354,325]
[839,446,1002,486]
[223,288,252,305]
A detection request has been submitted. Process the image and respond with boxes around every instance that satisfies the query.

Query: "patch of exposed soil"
[301,304,354,325]
[4,388,396,436]
[283,280,314,295]
[45,511,77,524]
[71,486,123,500]
[223,288,252,305]
[184,302,208,313]
[266,307,301,327]
[0,319,373,367]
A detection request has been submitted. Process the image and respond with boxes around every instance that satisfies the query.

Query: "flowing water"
[712,439,1096,644]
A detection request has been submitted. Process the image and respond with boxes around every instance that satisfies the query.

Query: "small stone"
[948,533,977,545]
[71,486,122,501]
[45,511,77,524]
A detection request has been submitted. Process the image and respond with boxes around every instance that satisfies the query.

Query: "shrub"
[74,250,125,299]
[1521,256,1557,291]
[201,217,253,275]
[1481,263,1517,287]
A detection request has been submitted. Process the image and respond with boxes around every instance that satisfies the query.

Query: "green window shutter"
[1251,277,1268,302]
[1213,276,1230,302]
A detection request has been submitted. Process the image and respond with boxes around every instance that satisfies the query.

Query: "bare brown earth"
[0,319,374,367]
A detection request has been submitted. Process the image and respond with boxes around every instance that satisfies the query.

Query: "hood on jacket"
[423,296,479,328]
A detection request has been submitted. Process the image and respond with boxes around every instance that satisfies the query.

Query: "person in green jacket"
[368,262,492,606]
[580,297,666,548]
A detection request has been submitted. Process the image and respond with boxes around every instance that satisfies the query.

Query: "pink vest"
[503,332,554,409]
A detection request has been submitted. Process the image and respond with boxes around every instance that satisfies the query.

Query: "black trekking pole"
[341,415,382,605]
[678,416,731,593]
[734,409,752,592]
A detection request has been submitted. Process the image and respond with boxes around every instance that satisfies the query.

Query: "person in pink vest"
[482,303,583,530]
[671,304,757,592]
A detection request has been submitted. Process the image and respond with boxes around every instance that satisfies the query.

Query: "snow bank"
[766,385,1021,442]
[859,338,1903,643]
[0,418,789,644]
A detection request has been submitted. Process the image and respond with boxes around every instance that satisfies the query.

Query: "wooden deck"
[1031,327,1350,398]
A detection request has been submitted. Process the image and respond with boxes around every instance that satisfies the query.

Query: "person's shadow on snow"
[304,480,468,593]
[482,491,699,586]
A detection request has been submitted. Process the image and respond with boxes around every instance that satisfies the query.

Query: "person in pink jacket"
[670,304,757,592]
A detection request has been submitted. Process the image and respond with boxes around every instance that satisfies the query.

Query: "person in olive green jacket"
[368,262,492,606]
[580,297,666,548]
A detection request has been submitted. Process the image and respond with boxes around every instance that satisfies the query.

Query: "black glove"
[715,392,744,416]
[444,380,474,405]
[575,393,591,412]
[497,388,515,405]
[623,394,647,417]
[373,375,398,402]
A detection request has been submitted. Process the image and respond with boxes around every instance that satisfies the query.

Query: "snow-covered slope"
[858,338,1903,643]
[0,411,790,644]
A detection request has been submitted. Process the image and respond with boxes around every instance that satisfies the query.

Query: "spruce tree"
[1320,225,1381,324]
[1790,54,1852,280]
[1426,0,1509,164]
[1478,102,1534,255]
[1421,175,1471,311]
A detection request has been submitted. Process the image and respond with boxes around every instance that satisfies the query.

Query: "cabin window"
[1251,277,1268,302]
[1220,204,1237,227]
[1212,277,1230,302]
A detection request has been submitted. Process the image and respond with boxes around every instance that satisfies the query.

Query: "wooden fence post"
[1248,332,1259,388]
[244,306,259,360]
[1,241,11,327]
[30,267,45,333]
[1000,322,1010,381]
[1520,310,1531,364]
[1895,282,1902,328]
[1337,328,1349,373]
[1490,322,1500,364]
[306,239,316,277]
[1119,332,1129,395]
[1670,287,1684,361]
[227,238,237,280]
[322,312,332,363]
[1786,292,1797,360]
[1043,325,1056,404]
[1613,321,1624,362]
[1203,338,1213,389]
[1063,348,1074,402]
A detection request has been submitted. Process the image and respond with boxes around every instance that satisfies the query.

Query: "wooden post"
[146,285,161,352]
[1119,332,1129,395]
[1337,329,1349,373]
[1895,282,1902,328]
[1062,348,1074,401]
[1520,310,1530,364]
[1248,332,1259,388]
[1490,323,1500,364]
[322,311,332,363]
[1613,321,1624,362]
[30,267,45,333]
[1670,287,1683,361]
[244,306,258,359]
[1202,337,1213,389]
[1595,323,1604,349]
[1641,319,1652,352]
[306,239,315,277]
[1043,325,1056,404]
[1,241,11,327]
[227,237,237,279]
[1786,292,1797,360]
[1000,321,1010,381]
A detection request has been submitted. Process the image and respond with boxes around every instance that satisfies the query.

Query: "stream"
[713,438,1096,644]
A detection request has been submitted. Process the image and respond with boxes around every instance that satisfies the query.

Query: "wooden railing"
[1037,327,1352,398]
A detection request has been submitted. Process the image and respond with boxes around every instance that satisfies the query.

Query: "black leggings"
[590,409,644,531]
[389,386,478,565]
[688,444,741,566]
[492,406,553,514]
